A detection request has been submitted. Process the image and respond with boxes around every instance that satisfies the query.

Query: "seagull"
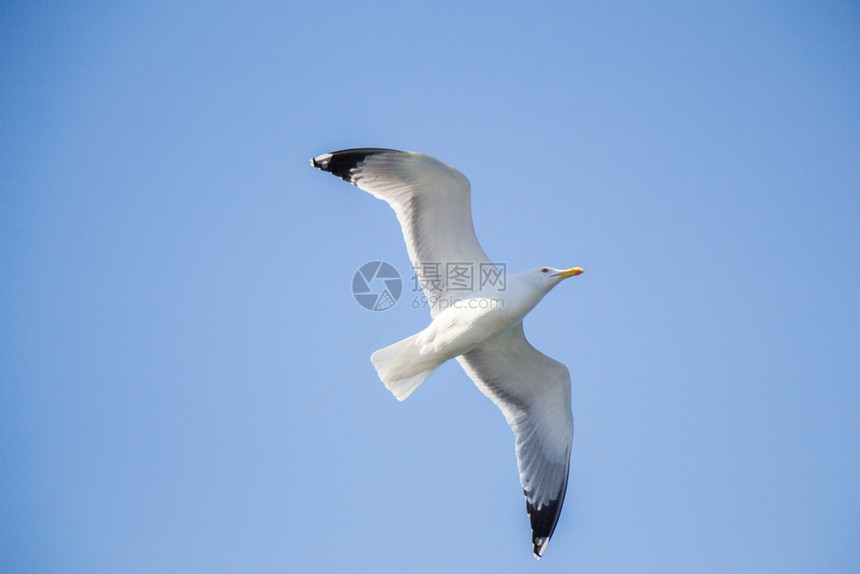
[311,148,584,558]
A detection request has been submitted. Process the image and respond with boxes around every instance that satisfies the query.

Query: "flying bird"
[311,148,584,558]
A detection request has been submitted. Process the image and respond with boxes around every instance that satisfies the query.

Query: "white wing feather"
[311,149,490,316]
[457,322,573,558]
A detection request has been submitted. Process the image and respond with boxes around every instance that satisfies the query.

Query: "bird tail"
[371,333,440,401]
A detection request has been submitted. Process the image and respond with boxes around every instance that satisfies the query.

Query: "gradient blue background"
[2,2,858,572]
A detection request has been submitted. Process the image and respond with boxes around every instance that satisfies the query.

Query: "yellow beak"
[552,267,584,278]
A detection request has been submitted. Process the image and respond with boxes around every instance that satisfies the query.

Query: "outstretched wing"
[311,148,491,315]
[456,323,573,558]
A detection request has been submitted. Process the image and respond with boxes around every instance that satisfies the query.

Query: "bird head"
[518,266,584,296]
[539,266,583,287]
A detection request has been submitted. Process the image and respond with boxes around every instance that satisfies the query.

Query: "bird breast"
[415,299,519,361]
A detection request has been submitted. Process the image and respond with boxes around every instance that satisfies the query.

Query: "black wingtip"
[310,148,398,184]
[527,495,563,558]
[525,457,571,558]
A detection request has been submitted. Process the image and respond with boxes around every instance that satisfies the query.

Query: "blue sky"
[2,2,858,572]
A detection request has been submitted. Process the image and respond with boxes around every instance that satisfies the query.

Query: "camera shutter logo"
[352,261,402,311]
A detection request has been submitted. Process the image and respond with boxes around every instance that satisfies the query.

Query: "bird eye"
[541,268,549,273]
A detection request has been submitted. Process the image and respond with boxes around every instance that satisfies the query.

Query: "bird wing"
[456,322,573,559]
[311,149,491,315]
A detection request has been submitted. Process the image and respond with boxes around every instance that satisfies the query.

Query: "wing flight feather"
[457,323,573,558]
[312,149,490,315]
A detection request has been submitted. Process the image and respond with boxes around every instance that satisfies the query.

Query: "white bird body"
[372,268,565,397]
[311,148,584,558]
